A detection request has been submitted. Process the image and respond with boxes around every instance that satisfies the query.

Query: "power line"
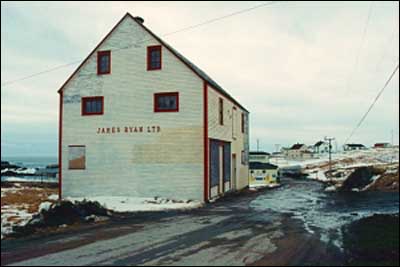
[344,1,374,96]
[1,61,82,87]
[1,1,282,88]
[374,6,398,73]
[159,1,282,37]
[344,62,399,144]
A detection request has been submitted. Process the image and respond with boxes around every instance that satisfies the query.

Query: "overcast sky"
[1,1,399,157]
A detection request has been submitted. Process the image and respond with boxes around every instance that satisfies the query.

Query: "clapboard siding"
[207,85,249,191]
[62,16,204,200]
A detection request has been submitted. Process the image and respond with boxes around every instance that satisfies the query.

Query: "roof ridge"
[58,13,248,112]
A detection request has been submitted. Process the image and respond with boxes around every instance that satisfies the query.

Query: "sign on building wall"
[96,126,161,134]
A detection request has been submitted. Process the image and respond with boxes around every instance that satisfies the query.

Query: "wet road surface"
[2,179,346,266]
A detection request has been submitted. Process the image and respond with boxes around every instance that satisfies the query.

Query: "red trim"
[203,81,209,202]
[97,50,111,75]
[81,96,104,116]
[58,13,248,113]
[58,13,128,93]
[147,45,162,71]
[154,92,179,112]
[219,98,224,126]
[59,13,248,112]
[58,91,63,200]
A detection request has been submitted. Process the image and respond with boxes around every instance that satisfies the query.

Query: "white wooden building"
[249,162,279,187]
[313,141,330,155]
[285,144,313,160]
[249,151,270,163]
[343,144,366,151]
[58,13,249,203]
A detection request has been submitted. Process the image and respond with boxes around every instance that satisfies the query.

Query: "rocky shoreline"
[1,161,59,179]
[304,162,399,193]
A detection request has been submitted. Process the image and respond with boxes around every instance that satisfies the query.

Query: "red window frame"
[81,96,104,116]
[219,98,224,125]
[147,45,162,71]
[154,92,179,113]
[97,50,111,75]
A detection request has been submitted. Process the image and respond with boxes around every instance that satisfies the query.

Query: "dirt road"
[1,185,341,266]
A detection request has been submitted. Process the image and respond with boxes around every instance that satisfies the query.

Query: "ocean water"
[2,156,58,169]
[1,156,58,183]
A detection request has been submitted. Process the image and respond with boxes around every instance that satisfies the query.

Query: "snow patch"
[67,196,203,213]
[48,194,59,201]
[39,202,53,212]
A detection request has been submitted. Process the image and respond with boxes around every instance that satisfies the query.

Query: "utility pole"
[257,139,260,152]
[325,137,335,175]
[275,144,281,153]
[391,129,394,146]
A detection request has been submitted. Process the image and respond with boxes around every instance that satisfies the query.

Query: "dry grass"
[368,167,399,192]
[1,187,58,215]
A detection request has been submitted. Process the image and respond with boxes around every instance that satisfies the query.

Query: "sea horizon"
[1,155,58,169]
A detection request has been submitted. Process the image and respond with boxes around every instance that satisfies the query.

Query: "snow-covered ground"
[249,183,281,189]
[271,147,399,170]
[272,148,399,191]
[67,196,203,213]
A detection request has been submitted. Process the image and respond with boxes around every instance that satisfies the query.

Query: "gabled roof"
[345,144,365,147]
[374,142,389,145]
[58,13,248,112]
[290,144,305,150]
[250,162,278,170]
[249,151,270,155]
[314,141,326,147]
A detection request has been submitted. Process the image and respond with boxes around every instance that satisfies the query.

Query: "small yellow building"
[249,162,280,188]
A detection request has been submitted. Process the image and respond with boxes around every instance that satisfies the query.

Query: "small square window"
[82,96,104,116]
[97,51,111,75]
[154,92,179,112]
[68,145,86,170]
[147,45,162,70]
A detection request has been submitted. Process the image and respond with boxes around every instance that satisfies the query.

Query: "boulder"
[339,167,374,192]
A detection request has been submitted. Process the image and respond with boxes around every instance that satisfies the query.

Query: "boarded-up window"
[68,146,86,170]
